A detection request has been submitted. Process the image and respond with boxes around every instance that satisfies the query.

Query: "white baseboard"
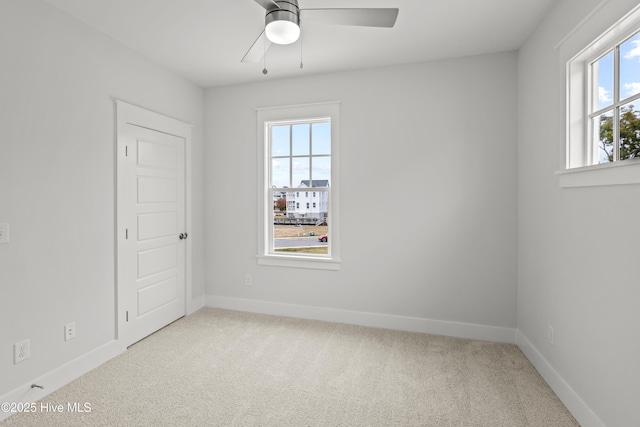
[516,331,605,427]
[0,340,125,423]
[205,295,516,343]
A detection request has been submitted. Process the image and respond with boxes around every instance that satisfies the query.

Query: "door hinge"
[125,229,128,239]
[126,311,129,322]
[125,145,128,157]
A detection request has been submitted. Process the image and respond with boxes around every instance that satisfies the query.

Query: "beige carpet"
[1,308,578,426]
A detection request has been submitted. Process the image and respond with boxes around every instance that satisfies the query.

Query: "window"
[561,4,640,187]
[270,119,329,252]
[588,31,640,164]
[256,102,340,270]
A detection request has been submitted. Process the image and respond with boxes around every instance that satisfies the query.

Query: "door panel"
[137,277,178,316]
[137,139,177,169]
[137,244,178,278]
[137,212,178,241]
[137,177,177,203]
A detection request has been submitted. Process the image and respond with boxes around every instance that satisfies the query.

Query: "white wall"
[518,0,640,425]
[205,52,518,336]
[0,0,204,398]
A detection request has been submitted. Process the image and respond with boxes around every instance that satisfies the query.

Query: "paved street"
[274,237,327,248]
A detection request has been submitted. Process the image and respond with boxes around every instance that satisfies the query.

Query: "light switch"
[0,223,9,244]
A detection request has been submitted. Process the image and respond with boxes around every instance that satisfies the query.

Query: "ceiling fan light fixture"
[265,19,300,44]
[264,2,300,45]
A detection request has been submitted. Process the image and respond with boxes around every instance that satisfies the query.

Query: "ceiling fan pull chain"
[299,30,303,69]
[263,31,268,75]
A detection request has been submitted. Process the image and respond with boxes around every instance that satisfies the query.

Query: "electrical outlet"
[547,325,555,346]
[64,322,76,341]
[14,339,30,364]
[244,274,252,286]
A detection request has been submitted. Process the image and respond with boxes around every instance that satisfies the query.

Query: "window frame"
[256,101,341,270]
[559,3,640,188]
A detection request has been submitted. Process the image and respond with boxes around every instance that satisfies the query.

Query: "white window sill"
[257,254,341,271]
[555,159,640,188]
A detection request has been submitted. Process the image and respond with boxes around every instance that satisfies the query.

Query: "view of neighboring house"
[274,180,329,219]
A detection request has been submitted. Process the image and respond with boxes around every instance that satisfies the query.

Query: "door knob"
[179,233,186,240]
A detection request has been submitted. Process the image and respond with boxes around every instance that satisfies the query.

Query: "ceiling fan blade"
[300,8,399,28]
[241,30,272,63]
[254,0,279,10]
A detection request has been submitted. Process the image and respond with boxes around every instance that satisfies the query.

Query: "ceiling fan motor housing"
[265,0,300,44]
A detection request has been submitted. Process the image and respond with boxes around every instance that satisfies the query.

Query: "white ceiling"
[43,0,558,88]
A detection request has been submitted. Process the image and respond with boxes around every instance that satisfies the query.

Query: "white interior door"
[117,102,189,346]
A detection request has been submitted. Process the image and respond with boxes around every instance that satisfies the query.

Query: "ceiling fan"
[241,0,399,64]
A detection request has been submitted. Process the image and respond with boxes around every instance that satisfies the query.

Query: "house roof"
[299,180,329,188]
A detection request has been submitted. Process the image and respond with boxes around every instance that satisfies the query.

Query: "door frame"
[115,99,193,345]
